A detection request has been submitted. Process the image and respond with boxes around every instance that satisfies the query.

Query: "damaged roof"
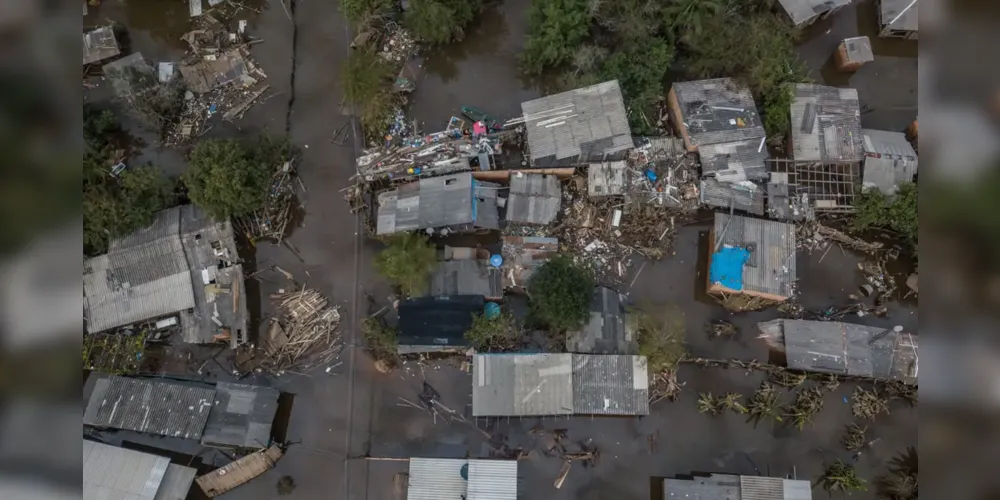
[672,78,765,148]
[777,0,850,26]
[83,26,120,65]
[664,473,813,500]
[699,139,770,182]
[376,173,500,235]
[506,173,561,224]
[790,84,864,163]
[567,287,637,355]
[500,236,559,289]
[84,440,197,500]
[83,375,215,439]
[710,213,796,299]
[880,0,919,32]
[758,319,919,384]
[861,128,918,195]
[429,260,503,299]
[471,354,649,416]
[83,205,246,346]
[521,80,633,166]
[700,178,766,216]
[200,382,280,449]
[178,49,251,93]
[588,160,628,197]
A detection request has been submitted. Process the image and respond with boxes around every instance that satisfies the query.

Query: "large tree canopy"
[373,232,439,297]
[182,138,288,220]
[404,0,479,45]
[528,255,594,332]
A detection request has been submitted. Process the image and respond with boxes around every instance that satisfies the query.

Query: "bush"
[341,0,393,26]
[83,108,173,256]
[405,0,479,45]
[465,310,520,351]
[341,49,398,139]
[362,317,399,364]
[852,182,918,243]
[761,82,795,140]
[520,0,592,75]
[528,255,594,332]
[374,233,439,297]
[595,38,673,135]
[182,138,291,220]
[631,303,686,373]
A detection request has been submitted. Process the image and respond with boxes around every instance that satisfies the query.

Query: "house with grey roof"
[879,0,918,40]
[789,84,864,164]
[664,473,813,500]
[376,172,501,235]
[667,78,769,182]
[505,172,561,225]
[777,0,851,27]
[567,287,637,355]
[407,458,518,500]
[83,204,248,347]
[83,26,120,66]
[519,80,633,167]
[201,382,280,449]
[861,128,918,195]
[428,260,503,300]
[84,440,197,500]
[471,353,649,417]
[707,213,796,302]
[758,319,918,384]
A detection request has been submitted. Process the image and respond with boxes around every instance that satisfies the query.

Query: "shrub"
[520,0,592,75]
[405,0,479,45]
[373,233,438,297]
[465,310,519,351]
[852,182,918,243]
[527,255,594,332]
[631,303,686,373]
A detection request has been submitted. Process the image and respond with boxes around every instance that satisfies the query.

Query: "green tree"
[341,0,393,26]
[361,316,399,365]
[83,108,173,256]
[405,0,479,45]
[596,0,661,44]
[661,0,724,38]
[527,255,594,332]
[596,38,673,135]
[465,310,520,351]
[183,138,290,220]
[374,233,439,297]
[341,49,398,139]
[852,182,918,243]
[520,0,592,75]
[631,303,686,373]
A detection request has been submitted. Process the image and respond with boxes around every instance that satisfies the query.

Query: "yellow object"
[736,117,745,127]
[407,168,414,174]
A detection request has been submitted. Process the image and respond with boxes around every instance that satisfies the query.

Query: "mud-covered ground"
[83,0,917,498]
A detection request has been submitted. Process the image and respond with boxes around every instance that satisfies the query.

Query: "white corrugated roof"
[84,440,196,500]
[408,458,517,500]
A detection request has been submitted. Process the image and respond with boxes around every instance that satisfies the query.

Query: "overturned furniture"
[196,445,284,498]
[758,319,918,384]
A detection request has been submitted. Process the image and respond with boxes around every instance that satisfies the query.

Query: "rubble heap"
[234,160,297,243]
[259,287,342,374]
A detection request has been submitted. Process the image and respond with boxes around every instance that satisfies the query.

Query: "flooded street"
[83,0,916,498]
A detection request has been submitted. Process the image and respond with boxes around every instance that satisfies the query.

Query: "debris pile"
[526,428,600,489]
[797,221,884,255]
[649,369,684,404]
[259,287,342,373]
[235,160,297,243]
[377,23,417,63]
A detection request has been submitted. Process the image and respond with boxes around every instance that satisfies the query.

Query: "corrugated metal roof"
[429,260,503,299]
[699,139,770,181]
[376,173,499,235]
[396,295,483,352]
[407,458,518,500]
[673,78,765,147]
[521,80,633,164]
[741,476,783,500]
[83,26,120,65]
[861,129,917,195]
[572,354,649,415]
[843,36,874,64]
[777,0,850,25]
[588,160,628,196]
[700,179,766,216]
[83,376,215,439]
[790,84,863,163]
[758,319,918,384]
[712,213,796,299]
[472,353,574,416]
[881,0,918,32]
[782,479,813,500]
[154,464,198,500]
[567,287,637,355]
[664,473,741,500]
[201,382,280,448]
[507,173,561,224]
[83,440,172,500]
[195,444,283,498]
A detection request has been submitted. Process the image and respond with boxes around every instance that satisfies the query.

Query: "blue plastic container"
[484,302,501,319]
[489,254,503,267]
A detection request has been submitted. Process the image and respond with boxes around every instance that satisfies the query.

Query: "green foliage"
[465,310,520,351]
[182,138,290,220]
[82,330,148,375]
[876,447,918,500]
[852,182,918,243]
[762,82,795,140]
[662,0,724,37]
[520,0,592,75]
[362,317,399,363]
[341,49,399,139]
[341,0,393,25]
[527,255,594,332]
[595,39,673,135]
[597,0,662,44]
[631,303,686,373]
[405,0,479,45]
[820,460,867,493]
[373,233,438,297]
[83,108,173,256]
[747,381,783,426]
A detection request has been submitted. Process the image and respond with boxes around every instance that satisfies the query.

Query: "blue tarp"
[709,246,751,290]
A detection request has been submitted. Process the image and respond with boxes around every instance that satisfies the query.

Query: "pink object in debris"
[473,121,487,135]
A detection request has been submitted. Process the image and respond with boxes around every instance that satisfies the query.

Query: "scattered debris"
[769,369,807,388]
[852,386,890,420]
[235,160,297,243]
[884,380,917,405]
[254,286,342,374]
[747,382,783,426]
[784,387,824,430]
[649,369,684,404]
[714,292,779,312]
[819,460,867,493]
[707,320,738,339]
[842,423,868,451]
[797,220,884,255]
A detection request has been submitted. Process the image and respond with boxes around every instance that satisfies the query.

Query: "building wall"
[666,88,698,153]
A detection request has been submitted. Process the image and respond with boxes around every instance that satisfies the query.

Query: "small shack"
[518,80,633,167]
[707,213,796,302]
[83,26,120,66]
[776,0,851,27]
[84,440,197,500]
[376,173,501,236]
[789,84,864,164]
[878,0,919,40]
[758,319,919,384]
[396,295,485,354]
[834,36,874,72]
[505,173,561,225]
[861,128,918,195]
[566,287,637,355]
[664,473,813,500]
[407,458,518,500]
[195,445,283,498]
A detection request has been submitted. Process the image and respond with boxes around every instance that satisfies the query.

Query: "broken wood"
[554,461,572,489]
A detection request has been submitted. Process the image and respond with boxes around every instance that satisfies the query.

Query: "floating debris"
[235,160,297,243]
